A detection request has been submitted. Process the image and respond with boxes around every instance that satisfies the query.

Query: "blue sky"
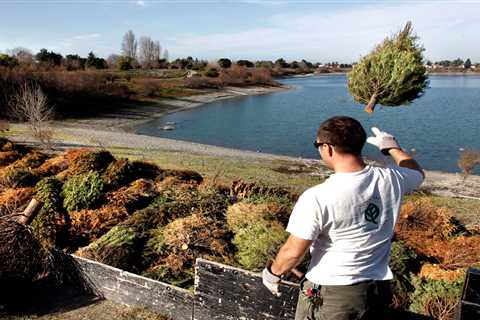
[1,0,479,63]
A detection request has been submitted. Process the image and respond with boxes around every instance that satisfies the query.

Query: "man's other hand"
[262,264,281,297]
[366,127,401,155]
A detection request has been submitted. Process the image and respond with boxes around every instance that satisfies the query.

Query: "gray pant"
[295,279,392,320]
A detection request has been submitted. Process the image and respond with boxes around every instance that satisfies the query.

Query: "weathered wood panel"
[73,255,194,320]
[194,258,299,320]
[459,268,480,320]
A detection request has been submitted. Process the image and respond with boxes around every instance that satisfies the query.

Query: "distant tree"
[153,41,161,61]
[218,58,232,68]
[106,54,120,69]
[64,54,85,70]
[290,61,300,69]
[464,58,472,69]
[437,60,451,67]
[204,68,219,77]
[163,49,169,62]
[255,60,273,68]
[236,59,254,67]
[117,56,135,70]
[8,82,54,147]
[139,36,159,68]
[0,54,18,68]
[300,59,313,69]
[274,58,289,68]
[452,58,464,67]
[35,49,49,63]
[425,60,432,66]
[35,49,63,66]
[157,58,168,69]
[85,52,107,69]
[191,59,207,70]
[7,47,33,65]
[122,30,137,59]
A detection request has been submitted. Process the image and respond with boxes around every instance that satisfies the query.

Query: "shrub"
[236,60,254,67]
[30,207,58,249]
[409,276,463,320]
[105,178,158,212]
[217,58,232,69]
[219,65,248,86]
[227,202,290,232]
[233,221,287,271]
[62,171,105,212]
[183,76,221,89]
[117,56,136,71]
[249,67,274,85]
[0,151,21,166]
[1,167,39,188]
[66,149,115,176]
[129,160,161,180]
[156,169,203,184]
[70,205,129,243]
[12,151,49,169]
[458,149,480,177]
[142,214,232,286]
[76,225,140,271]
[419,263,464,282]
[0,187,34,217]
[389,241,420,309]
[35,176,63,213]
[204,68,219,78]
[230,179,292,201]
[35,154,68,177]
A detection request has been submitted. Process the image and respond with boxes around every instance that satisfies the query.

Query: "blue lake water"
[136,74,480,173]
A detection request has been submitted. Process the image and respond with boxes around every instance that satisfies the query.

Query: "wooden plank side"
[73,255,194,320]
[194,258,299,320]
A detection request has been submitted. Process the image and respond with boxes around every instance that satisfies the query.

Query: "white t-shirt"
[286,165,424,285]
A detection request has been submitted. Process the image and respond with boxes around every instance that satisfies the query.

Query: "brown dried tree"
[9,82,54,147]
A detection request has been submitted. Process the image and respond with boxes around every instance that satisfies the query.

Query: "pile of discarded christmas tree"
[0,136,478,319]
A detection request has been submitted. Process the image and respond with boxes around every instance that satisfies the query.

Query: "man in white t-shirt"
[262,116,424,320]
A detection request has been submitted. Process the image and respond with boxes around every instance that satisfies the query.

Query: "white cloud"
[166,2,480,62]
[72,33,102,41]
[135,0,146,7]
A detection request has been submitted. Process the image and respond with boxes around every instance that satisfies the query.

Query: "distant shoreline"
[53,84,291,133]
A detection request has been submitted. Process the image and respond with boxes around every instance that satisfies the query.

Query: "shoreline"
[53,84,291,133]
[10,123,480,200]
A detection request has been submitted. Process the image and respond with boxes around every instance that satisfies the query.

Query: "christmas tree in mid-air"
[348,22,428,113]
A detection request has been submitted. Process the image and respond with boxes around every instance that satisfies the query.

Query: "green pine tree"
[347,22,428,113]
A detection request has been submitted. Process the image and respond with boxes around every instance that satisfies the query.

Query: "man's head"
[315,116,366,167]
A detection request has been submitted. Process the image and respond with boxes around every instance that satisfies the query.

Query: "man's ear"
[327,144,335,157]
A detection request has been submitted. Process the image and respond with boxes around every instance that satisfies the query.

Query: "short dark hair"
[316,116,366,155]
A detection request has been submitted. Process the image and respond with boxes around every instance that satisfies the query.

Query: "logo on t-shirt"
[364,203,380,224]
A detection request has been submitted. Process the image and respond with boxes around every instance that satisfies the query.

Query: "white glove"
[366,127,401,155]
[262,266,281,297]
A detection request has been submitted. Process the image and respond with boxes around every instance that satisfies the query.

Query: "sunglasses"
[313,141,333,149]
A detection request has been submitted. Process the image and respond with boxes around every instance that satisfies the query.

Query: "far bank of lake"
[135,74,480,174]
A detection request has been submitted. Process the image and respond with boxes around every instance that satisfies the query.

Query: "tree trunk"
[17,198,43,225]
[365,93,377,113]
